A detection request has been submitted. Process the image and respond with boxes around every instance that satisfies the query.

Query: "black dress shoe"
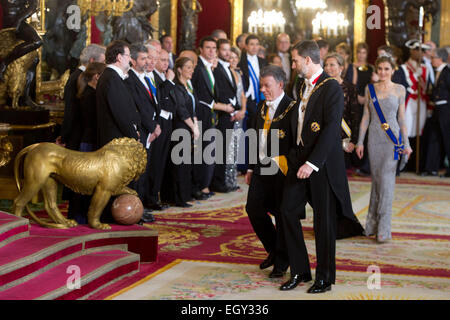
[175,202,192,208]
[280,274,312,291]
[440,172,450,178]
[307,280,332,294]
[204,191,215,198]
[140,212,156,223]
[259,253,275,270]
[269,266,288,278]
[192,191,208,200]
[421,171,438,177]
[148,203,169,211]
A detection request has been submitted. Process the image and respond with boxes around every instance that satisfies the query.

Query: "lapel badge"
[277,129,286,139]
[311,122,321,132]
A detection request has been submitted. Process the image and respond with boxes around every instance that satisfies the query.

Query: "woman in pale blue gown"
[356,56,413,243]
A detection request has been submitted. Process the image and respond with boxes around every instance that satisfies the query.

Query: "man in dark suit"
[279,41,364,293]
[124,43,161,222]
[160,35,178,70]
[245,65,295,279]
[96,40,142,148]
[144,44,175,211]
[59,44,106,150]
[238,35,267,173]
[191,36,232,198]
[210,39,242,192]
[431,48,450,178]
[95,40,145,223]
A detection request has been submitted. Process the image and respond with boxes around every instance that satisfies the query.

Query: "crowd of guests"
[57,28,450,293]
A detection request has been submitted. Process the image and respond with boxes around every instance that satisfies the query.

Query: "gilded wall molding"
[229,0,244,43]
[441,0,450,45]
[354,0,370,56]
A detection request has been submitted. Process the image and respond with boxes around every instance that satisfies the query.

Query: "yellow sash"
[262,106,288,176]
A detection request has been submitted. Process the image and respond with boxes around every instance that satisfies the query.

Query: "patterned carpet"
[82,173,450,300]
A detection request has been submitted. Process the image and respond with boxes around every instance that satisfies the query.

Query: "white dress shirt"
[297,68,324,172]
[107,64,128,80]
[219,59,233,84]
[259,92,285,162]
[79,65,86,72]
[278,51,291,80]
[423,56,435,85]
[246,54,260,100]
[198,55,216,109]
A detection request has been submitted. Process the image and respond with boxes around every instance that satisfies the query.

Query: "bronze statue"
[0,0,42,82]
[13,137,147,230]
[180,0,202,51]
[107,0,158,44]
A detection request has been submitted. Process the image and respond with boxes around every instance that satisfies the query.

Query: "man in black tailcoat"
[96,40,142,148]
[430,48,450,178]
[279,41,364,293]
[191,36,231,198]
[124,43,161,222]
[245,65,294,279]
[210,39,242,192]
[238,34,267,173]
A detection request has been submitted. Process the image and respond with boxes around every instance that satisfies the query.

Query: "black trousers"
[438,106,450,174]
[422,114,443,173]
[147,117,173,205]
[281,169,337,283]
[193,109,215,191]
[245,171,289,269]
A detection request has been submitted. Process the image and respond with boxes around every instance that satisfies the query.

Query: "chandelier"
[312,11,349,38]
[247,9,286,35]
[295,0,327,10]
[77,0,134,17]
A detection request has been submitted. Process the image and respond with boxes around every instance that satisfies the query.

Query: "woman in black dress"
[77,62,106,151]
[68,62,106,224]
[169,57,200,207]
[324,53,361,166]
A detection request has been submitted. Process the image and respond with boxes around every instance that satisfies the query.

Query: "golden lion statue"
[12,138,147,230]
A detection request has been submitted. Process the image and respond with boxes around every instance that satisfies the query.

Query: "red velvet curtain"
[177,0,231,51]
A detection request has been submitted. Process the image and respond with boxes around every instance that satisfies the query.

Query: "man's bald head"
[156,49,170,73]
[276,33,291,54]
[179,50,198,68]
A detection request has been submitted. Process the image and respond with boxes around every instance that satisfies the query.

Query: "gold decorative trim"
[440,0,450,46]
[354,0,369,57]
[229,0,243,44]
[171,0,178,53]
[9,122,56,131]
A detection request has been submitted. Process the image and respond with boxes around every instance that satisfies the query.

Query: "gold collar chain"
[260,100,297,123]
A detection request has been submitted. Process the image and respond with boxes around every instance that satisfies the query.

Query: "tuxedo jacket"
[238,53,267,97]
[249,94,294,176]
[213,62,239,118]
[125,70,159,136]
[432,65,450,109]
[191,57,217,128]
[61,68,83,150]
[96,68,141,148]
[153,71,177,115]
[287,72,358,224]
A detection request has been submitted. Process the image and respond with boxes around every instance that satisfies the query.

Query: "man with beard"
[279,41,364,293]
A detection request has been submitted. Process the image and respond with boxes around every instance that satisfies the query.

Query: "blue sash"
[368,84,404,160]
[247,61,265,103]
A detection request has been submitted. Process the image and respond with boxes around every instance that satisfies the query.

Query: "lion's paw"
[90,221,111,230]
[65,219,78,228]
